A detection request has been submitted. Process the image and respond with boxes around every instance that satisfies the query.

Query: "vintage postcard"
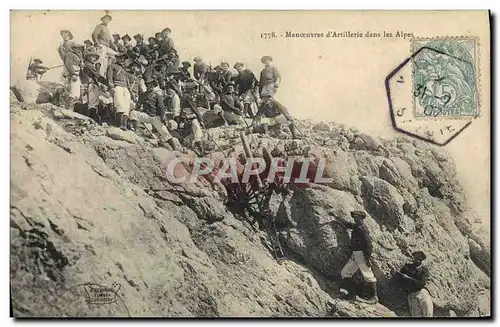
[10,10,491,318]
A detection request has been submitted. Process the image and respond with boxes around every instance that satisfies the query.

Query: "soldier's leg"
[191,119,205,154]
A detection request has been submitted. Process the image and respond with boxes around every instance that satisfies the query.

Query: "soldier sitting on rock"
[251,95,299,139]
[334,210,379,304]
[395,251,433,317]
[129,77,182,151]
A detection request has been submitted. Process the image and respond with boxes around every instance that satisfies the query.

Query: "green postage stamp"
[411,36,480,119]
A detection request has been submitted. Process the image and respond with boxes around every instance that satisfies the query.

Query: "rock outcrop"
[10,95,490,317]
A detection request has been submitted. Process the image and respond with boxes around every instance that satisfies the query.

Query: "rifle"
[46,64,64,70]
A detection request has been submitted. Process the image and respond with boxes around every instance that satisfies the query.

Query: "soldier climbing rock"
[335,210,379,304]
[395,251,433,317]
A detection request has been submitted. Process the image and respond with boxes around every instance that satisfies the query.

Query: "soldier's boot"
[339,278,357,300]
[194,141,205,156]
[355,282,379,304]
[245,103,254,118]
[168,137,182,151]
[67,98,77,111]
[129,119,138,132]
[120,115,129,131]
[89,108,101,124]
[218,112,229,127]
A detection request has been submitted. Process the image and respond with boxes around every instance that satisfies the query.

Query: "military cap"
[162,27,172,34]
[121,34,132,41]
[112,33,121,38]
[225,82,236,89]
[261,55,273,63]
[60,29,74,40]
[83,39,93,45]
[221,61,229,67]
[181,61,191,67]
[350,210,366,219]
[233,62,244,69]
[155,32,162,38]
[133,34,144,40]
[33,58,43,63]
[412,251,427,261]
[101,14,112,21]
[193,56,202,62]
[214,65,223,71]
[148,36,158,43]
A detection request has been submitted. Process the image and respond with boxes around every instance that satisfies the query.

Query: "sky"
[10,10,490,226]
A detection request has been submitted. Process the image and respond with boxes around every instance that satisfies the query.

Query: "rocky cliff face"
[10,94,490,317]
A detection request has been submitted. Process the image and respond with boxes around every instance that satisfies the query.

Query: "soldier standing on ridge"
[259,55,281,99]
[64,43,84,111]
[107,52,132,130]
[92,13,118,76]
[233,62,260,117]
[335,210,379,304]
[179,81,206,154]
[57,30,75,84]
[159,27,175,57]
[81,48,107,123]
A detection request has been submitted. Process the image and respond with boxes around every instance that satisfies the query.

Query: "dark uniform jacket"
[159,37,175,56]
[398,263,430,293]
[64,52,82,77]
[137,91,166,118]
[234,69,258,95]
[342,221,373,257]
[193,63,209,80]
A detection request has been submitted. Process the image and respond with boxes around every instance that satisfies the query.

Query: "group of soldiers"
[26,13,434,317]
[29,13,299,154]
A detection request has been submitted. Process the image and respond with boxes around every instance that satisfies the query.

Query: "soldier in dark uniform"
[133,34,148,57]
[80,48,107,123]
[179,81,206,154]
[335,211,378,304]
[179,61,192,82]
[395,251,433,317]
[253,95,298,138]
[233,62,260,117]
[129,78,181,151]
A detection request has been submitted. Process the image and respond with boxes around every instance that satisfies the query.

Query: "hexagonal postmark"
[385,36,480,146]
